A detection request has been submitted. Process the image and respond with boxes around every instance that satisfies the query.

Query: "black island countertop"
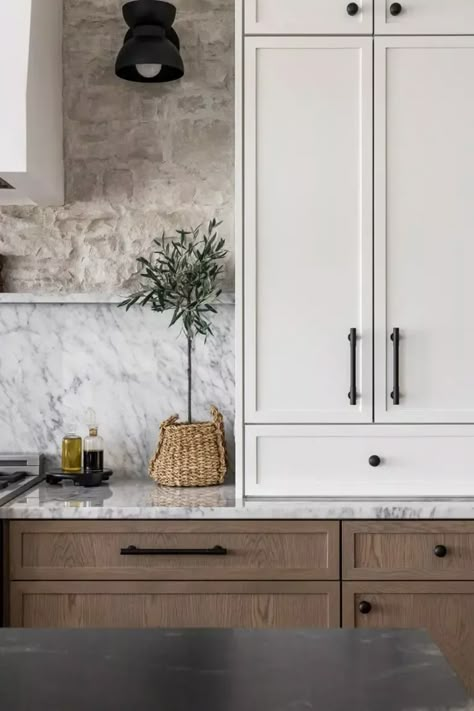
[0,628,472,711]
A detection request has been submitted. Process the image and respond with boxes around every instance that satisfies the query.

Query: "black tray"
[46,469,113,488]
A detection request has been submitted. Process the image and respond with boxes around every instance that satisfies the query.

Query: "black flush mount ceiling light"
[115,0,184,83]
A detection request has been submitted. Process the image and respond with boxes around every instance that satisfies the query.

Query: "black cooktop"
[0,471,27,486]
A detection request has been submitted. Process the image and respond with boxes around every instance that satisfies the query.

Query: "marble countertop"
[3,478,474,519]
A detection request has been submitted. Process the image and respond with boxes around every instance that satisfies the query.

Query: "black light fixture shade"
[115,0,184,83]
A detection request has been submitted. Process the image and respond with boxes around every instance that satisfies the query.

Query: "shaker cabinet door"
[375,0,474,35]
[244,37,373,424]
[245,0,373,35]
[375,37,474,423]
[343,582,474,694]
[10,581,340,630]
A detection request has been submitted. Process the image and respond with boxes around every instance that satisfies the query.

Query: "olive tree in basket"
[119,219,229,488]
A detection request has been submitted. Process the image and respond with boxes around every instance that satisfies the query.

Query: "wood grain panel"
[9,521,339,581]
[342,581,474,694]
[10,581,340,629]
[343,522,474,579]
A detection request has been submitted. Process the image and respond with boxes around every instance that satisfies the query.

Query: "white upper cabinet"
[375,0,474,35]
[245,0,373,35]
[244,37,373,424]
[375,37,474,423]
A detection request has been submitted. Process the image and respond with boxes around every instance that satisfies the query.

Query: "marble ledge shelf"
[0,292,236,305]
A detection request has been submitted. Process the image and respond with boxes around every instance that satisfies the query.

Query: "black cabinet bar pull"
[120,545,228,556]
[390,328,400,405]
[348,328,357,406]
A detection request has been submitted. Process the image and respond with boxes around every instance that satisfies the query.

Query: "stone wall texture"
[0,0,234,292]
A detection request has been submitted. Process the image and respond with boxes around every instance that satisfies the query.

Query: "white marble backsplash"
[0,304,234,477]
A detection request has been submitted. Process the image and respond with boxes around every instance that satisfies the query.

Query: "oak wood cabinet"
[10,581,340,629]
[342,522,474,580]
[342,522,474,694]
[9,520,339,581]
[7,521,340,630]
[7,519,474,692]
[342,582,474,694]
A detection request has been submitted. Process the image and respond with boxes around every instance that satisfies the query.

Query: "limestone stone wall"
[0,0,234,292]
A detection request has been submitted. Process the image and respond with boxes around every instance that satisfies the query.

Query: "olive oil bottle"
[61,431,82,473]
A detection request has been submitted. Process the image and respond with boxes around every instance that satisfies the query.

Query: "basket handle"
[161,414,180,428]
[210,406,228,470]
[210,405,224,427]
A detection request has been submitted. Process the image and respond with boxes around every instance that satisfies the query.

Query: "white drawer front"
[375,0,474,35]
[245,0,373,35]
[245,426,474,498]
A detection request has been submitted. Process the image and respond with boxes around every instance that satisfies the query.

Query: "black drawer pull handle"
[348,328,357,405]
[434,544,447,558]
[390,328,400,405]
[390,2,402,15]
[120,545,228,556]
[359,601,372,614]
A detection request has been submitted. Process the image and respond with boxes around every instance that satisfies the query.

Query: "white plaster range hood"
[0,0,64,206]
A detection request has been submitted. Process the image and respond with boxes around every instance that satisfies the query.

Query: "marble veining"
[4,479,474,519]
[1,629,471,711]
[0,304,234,477]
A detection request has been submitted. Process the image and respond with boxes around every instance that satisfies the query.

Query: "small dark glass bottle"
[83,424,104,472]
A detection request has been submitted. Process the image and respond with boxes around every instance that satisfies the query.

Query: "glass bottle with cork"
[83,409,104,472]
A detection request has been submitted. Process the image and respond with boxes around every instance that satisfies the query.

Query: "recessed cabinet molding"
[374,0,474,35]
[374,36,474,423]
[245,426,474,498]
[244,0,374,35]
[0,0,64,206]
[244,36,373,425]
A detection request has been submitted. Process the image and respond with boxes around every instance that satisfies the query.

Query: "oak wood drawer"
[10,581,340,629]
[342,581,474,694]
[9,521,340,581]
[343,522,474,580]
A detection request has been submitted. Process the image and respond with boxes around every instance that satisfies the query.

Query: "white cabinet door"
[244,37,373,424]
[375,0,474,35]
[375,37,474,423]
[245,0,373,35]
[245,425,474,498]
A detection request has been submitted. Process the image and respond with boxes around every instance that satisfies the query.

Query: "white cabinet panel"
[375,0,474,35]
[245,0,373,35]
[244,37,373,424]
[245,426,474,498]
[375,37,474,423]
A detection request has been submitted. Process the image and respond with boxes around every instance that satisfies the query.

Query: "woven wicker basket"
[149,406,227,488]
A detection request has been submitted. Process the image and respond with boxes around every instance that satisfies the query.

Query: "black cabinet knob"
[434,544,447,558]
[390,2,402,15]
[359,601,372,614]
[346,3,360,15]
[368,455,381,467]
